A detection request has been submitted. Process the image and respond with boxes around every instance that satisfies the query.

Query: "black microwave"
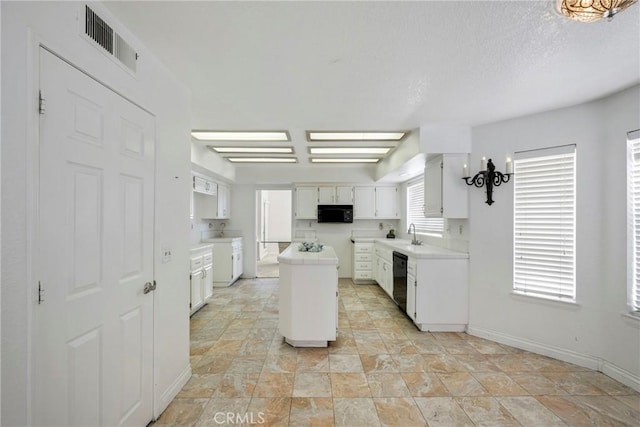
[317,205,353,223]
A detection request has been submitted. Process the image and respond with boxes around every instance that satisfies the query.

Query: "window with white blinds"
[513,145,576,301]
[407,177,444,236]
[628,132,640,313]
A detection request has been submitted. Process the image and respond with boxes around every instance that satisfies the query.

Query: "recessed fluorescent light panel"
[211,147,294,154]
[310,158,380,163]
[192,131,290,141]
[307,131,406,141]
[227,157,297,163]
[309,147,391,155]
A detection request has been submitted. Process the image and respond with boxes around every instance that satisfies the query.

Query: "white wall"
[468,85,640,390]
[1,2,192,424]
[265,190,292,241]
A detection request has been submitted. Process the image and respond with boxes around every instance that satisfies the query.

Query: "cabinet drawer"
[190,256,203,271]
[354,243,373,253]
[203,253,213,265]
[354,270,373,279]
[354,261,372,271]
[354,253,372,262]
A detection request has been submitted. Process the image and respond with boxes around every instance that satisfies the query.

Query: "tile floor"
[156,278,640,426]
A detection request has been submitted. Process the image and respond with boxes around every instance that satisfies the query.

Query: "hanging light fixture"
[557,0,637,23]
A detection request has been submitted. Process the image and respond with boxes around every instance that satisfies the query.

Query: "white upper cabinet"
[424,154,468,218]
[354,187,376,218]
[216,182,230,219]
[336,186,354,204]
[318,185,353,204]
[193,175,217,196]
[375,187,399,218]
[295,186,318,219]
[353,186,398,219]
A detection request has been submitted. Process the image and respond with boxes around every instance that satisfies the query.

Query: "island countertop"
[278,244,338,265]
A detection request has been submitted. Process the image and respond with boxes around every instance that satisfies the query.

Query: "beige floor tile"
[572,371,640,395]
[329,354,364,372]
[456,396,521,426]
[438,372,490,397]
[360,354,398,373]
[289,397,335,426]
[422,353,466,373]
[195,398,251,427]
[542,372,607,395]
[330,373,371,397]
[537,395,613,425]
[382,339,418,354]
[246,397,291,427]
[453,353,501,372]
[392,354,426,372]
[497,396,566,426]
[571,395,640,426]
[355,339,388,354]
[292,372,332,397]
[211,372,259,398]
[296,352,330,372]
[333,397,381,427]
[373,397,427,426]
[176,374,222,399]
[191,355,231,375]
[614,394,640,411]
[473,371,529,396]
[366,373,411,397]
[226,356,265,374]
[253,372,295,397]
[262,354,297,373]
[414,397,474,427]
[155,398,208,426]
[510,372,570,395]
[401,372,450,397]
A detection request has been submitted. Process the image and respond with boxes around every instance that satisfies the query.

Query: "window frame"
[512,145,577,302]
[406,176,444,237]
[627,131,640,315]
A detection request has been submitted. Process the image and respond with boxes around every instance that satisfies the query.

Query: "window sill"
[621,312,640,326]
[510,291,581,308]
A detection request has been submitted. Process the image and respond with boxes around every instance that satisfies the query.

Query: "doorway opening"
[256,189,292,278]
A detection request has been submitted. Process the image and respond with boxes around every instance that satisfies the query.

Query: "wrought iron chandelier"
[462,157,512,206]
[557,0,638,23]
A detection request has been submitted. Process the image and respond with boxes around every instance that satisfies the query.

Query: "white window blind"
[407,177,443,236]
[513,145,576,301]
[628,132,640,312]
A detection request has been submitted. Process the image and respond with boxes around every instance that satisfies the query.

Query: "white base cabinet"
[190,245,214,315]
[374,245,393,298]
[278,245,338,347]
[351,242,374,283]
[409,257,468,332]
[212,238,243,287]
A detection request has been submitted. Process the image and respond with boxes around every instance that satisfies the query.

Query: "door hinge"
[38,90,46,115]
[38,281,44,304]
[189,302,192,309]
[440,161,444,169]
[189,273,192,280]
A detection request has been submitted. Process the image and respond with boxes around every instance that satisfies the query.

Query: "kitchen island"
[277,244,338,347]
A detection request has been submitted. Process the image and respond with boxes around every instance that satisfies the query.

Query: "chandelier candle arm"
[462,158,512,205]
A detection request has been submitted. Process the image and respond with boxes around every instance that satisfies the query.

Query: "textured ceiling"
[105,1,640,170]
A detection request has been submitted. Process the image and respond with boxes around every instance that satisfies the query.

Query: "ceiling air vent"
[84,5,137,73]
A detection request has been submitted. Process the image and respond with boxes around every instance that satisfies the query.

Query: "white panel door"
[35,48,155,426]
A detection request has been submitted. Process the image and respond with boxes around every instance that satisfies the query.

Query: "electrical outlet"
[162,247,172,263]
[459,225,463,235]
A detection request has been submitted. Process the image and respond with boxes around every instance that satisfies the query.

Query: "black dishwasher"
[392,251,408,313]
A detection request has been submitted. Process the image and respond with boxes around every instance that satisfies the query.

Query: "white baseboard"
[154,364,191,420]
[601,360,640,392]
[418,323,467,332]
[467,326,640,392]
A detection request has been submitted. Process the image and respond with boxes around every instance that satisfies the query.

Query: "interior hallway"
[158,278,640,426]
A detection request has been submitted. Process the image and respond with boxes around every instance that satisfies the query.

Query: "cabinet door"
[407,273,416,321]
[384,260,394,297]
[217,183,230,218]
[190,269,204,310]
[424,156,443,217]
[295,186,318,219]
[375,187,398,218]
[354,187,376,219]
[442,154,469,218]
[336,186,353,204]
[318,186,335,204]
[232,250,243,279]
[202,265,213,300]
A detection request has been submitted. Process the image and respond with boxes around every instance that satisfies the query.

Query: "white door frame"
[25,33,158,423]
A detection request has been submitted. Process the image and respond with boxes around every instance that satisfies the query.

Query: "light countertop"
[352,238,468,259]
[278,244,338,265]
[201,236,243,243]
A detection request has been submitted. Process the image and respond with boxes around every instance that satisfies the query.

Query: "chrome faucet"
[408,223,422,245]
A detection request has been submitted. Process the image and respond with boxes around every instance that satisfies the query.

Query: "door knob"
[143,281,156,294]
